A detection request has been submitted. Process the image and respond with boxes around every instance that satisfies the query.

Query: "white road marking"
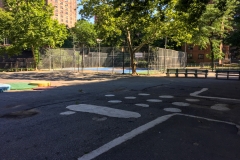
[159,95,174,98]
[172,102,190,106]
[78,113,240,160]
[78,114,176,160]
[66,104,141,118]
[210,104,230,111]
[125,97,136,99]
[186,99,200,102]
[135,104,149,107]
[163,108,182,113]
[60,111,76,115]
[178,113,238,127]
[138,93,150,96]
[108,100,122,103]
[190,88,240,102]
[147,99,162,102]
[105,94,115,97]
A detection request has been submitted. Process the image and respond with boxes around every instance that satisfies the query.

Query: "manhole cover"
[1,109,39,119]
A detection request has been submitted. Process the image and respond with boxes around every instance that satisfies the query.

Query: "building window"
[198,46,204,50]
[187,54,193,59]
[198,54,204,59]
[188,45,193,50]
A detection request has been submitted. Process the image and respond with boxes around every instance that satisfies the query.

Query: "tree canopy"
[225,2,240,57]
[189,0,238,70]
[0,0,68,69]
[71,19,97,47]
[79,0,209,74]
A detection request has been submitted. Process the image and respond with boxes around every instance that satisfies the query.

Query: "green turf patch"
[8,82,38,90]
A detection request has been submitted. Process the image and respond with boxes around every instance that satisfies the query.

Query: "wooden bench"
[166,69,208,78]
[215,70,240,80]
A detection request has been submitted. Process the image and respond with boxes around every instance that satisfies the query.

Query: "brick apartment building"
[46,0,77,28]
[0,0,77,28]
[182,44,230,64]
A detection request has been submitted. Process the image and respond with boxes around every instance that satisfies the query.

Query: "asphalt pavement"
[0,71,240,160]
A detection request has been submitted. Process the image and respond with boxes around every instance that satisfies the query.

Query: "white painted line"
[77,113,240,160]
[210,104,230,111]
[135,104,149,107]
[147,99,162,102]
[138,93,150,96]
[159,95,174,98]
[163,108,182,113]
[172,102,190,106]
[125,97,136,99]
[190,88,240,102]
[78,114,176,160]
[177,113,238,126]
[186,99,200,102]
[60,111,76,115]
[108,100,122,103]
[67,104,141,118]
[105,94,115,97]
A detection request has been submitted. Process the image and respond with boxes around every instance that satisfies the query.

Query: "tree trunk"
[126,29,137,75]
[209,40,214,71]
[31,46,38,71]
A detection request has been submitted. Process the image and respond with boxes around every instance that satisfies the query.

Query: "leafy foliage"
[225,2,240,50]
[190,0,238,70]
[0,0,68,69]
[71,19,97,47]
[79,0,209,74]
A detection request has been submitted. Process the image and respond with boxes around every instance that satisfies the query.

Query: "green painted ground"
[8,83,38,90]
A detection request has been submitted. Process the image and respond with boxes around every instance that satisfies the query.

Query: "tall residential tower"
[46,0,77,28]
[0,0,77,28]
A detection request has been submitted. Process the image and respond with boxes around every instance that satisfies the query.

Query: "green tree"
[190,0,238,70]
[225,2,240,57]
[79,0,209,75]
[72,19,97,47]
[0,8,13,45]
[71,19,97,68]
[0,0,68,70]
[62,28,74,48]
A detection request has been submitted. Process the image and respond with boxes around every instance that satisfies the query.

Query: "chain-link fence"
[39,47,186,73]
[0,47,186,73]
[0,58,35,71]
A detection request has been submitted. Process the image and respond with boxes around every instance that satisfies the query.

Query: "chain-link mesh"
[0,47,186,73]
[39,47,186,73]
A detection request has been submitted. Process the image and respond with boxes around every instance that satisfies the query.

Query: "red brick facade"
[182,44,230,63]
